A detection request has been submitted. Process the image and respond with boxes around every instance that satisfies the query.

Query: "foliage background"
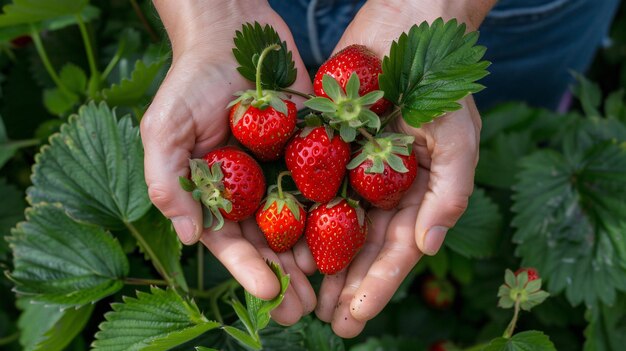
[0,0,625,350]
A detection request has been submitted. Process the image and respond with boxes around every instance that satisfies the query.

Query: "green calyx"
[346,133,415,174]
[228,89,289,125]
[262,186,303,221]
[497,269,550,312]
[178,159,232,231]
[304,73,383,142]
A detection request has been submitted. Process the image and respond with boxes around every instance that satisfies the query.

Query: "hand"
[141,0,315,325]
[310,0,492,337]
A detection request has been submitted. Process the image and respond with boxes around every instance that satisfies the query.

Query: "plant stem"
[276,171,291,199]
[503,298,521,338]
[190,278,238,323]
[197,243,204,292]
[279,87,314,100]
[0,332,19,346]
[124,221,175,287]
[75,15,99,80]
[255,44,281,99]
[341,177,348,198]
[101,40,125,81]
[8,139,40,149]
[130,0,159,43]
[358,127,382,150]
[380,106,402,130]
[30,25,72,98]
[124,277,169,286]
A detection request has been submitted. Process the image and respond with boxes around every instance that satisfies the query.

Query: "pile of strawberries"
[180,31,418,275]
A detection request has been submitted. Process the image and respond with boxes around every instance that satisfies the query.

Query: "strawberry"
[305,198,367,274]
[180,146,265,230]
[422,276,455,309]
[347,134,418,209]
[428,341,455,351]
[284,126,351,203]
[229,99,297,161]
[228,43,297,161]
[515,267,539,283]
[256,172,306,253]
[314,44,391,115]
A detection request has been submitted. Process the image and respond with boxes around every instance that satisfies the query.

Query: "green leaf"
[17,300,93,351]
[0,116,39,169]
[43,87,78,116]
[379,18,489,128]
[571,72,602,118]
[27,102,151,229]
[0,0,87,27]
[301,316,345,351]
[512,141,626,307]
[475,131,534,189]
[195,348,219,351]
[223,326,262,350]
[482,331,556,351]
[93,287,220,351]
[232,22,296,89]
[133,207,189,291]
[445,188,502,258]
[604,89,626,122]
[0,178,25,257]
[8,203,129,307]
[425,246,448,278]
[59,63,87,95]
[244,261,290,331]
[583,294,626,351]
[102,59,165,107]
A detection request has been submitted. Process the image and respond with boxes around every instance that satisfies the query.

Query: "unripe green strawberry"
[305,198,367,275]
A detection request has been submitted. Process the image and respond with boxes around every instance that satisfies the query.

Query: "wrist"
[366,0,497,31]
[154,0,273,59]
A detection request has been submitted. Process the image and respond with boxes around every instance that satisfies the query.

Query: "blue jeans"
[269,0,621,111]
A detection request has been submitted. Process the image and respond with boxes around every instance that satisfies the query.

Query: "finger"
[200,220,280,300]
[414,102,480,255]
[277,251,317,314]
[315,270,347,323]
[241,221,314,323]
[293,237,317,275]
[349,207,422,321]
[141,74,203,245]
[329,209,393,338]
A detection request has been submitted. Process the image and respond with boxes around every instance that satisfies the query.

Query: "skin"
[142,0,496,336]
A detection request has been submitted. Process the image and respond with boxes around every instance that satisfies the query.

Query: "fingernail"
[424,226,448,255]
[171,216,197,244]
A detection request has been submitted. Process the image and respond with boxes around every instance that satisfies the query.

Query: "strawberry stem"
[503,298,521,338]
[256,44,281,99]
[277,171,291,199]
[280,87,314,99]
[380,106,402,130]
[358,127,382,151]
[341,177,348,198]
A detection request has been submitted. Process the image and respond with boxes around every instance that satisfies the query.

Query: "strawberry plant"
[0,0,625,350]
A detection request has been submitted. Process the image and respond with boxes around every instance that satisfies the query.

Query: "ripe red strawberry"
[180,146,265,230]
[305,198,367,274]
[428,340,454,351]
[347,134,418,209]
[284,126,350,203]
[256,172,306,253]
[422,276,455,309]
[314,44,391,115]
[229,99,297,161]
[515,267,539,282]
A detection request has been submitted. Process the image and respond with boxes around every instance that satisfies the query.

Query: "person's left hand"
[298,0,489,338]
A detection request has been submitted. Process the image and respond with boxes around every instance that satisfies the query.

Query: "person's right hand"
[141,0,316,325]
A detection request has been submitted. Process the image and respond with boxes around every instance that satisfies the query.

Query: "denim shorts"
[268,0,621,111]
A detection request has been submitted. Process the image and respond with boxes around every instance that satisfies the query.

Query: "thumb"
[140,76,203,245]
[414,101,480,255]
